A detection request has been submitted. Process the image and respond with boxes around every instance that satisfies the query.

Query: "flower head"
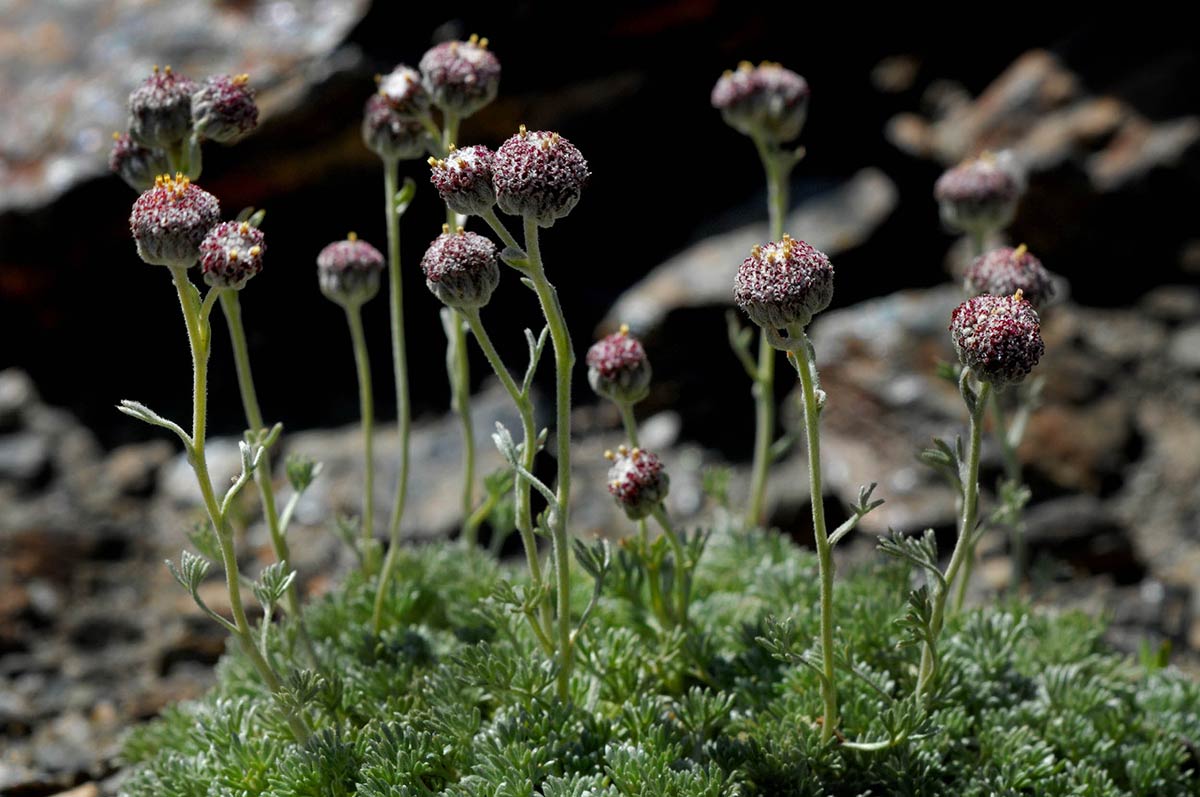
[129,173,220,267]
[950,292,1044,388]
[377,65,431,118]
[109,132,169,192]
[494,126,590,227]
[420,225,501,310]
[711,61,810,143]
[317,233,385,307]
[934,153,1021,235]
[605,445,669,520]
[964,245,1054,309]
[128,65,198,148]
[587,325,652,406]
[419,34,501,118]
[734,235,834,330]
[429,144,496,215]
[191,73,259,145]
[362,93,427,161]
[199,221,266,289]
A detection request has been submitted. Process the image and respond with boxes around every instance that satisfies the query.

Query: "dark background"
[1,5,1195,455]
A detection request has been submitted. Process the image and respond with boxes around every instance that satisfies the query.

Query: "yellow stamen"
[1013,289,1025,302]
[456,225,465,236]
[448,142,457,152]
[427,156,438,166]
[164,65,172,75]
[112,131,121,140]
[1013,243,1028,259]
[604,449,615,461]
[248,245,262,257]
[618,323,630,336]
[348,231,358,241]
[738,60,753,72]
[518,124,528,137]
[442,223,450,234]
[479,37,489,49]
[232,73,250,86]
[239,221,250,234]
[228,249,239,262]
[468,33,479,45]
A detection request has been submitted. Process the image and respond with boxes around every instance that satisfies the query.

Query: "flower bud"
[109,132,169,191]
[199,221,266,289]
[950,292,1044,389]
[605,445,669,521]
[377,65,431,118]
[362,93,428,161]
[934,153,1020,235]
[587,325,651,406]
[129,174,220,267]
[128,65,198,148]
[964,245,1054,310]
[317,233,385,307]
[494,126,590,227]
[711,61,810,143]
[734,235,834,330]
[429,144,495,215]
[419,34,501,118]
[421,225,501,310]
[191,74,259,145]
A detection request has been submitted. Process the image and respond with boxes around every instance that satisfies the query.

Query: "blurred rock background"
[1,3,1198,793]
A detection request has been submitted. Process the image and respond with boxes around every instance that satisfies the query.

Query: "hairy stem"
[373,158,414,633]
[651,505,690,629]
[169,268,309,742]
[789,329,837,743]
[745,136,790,529]
[461,308,549,635]
[917,379,990,701]
[523,218,574,701]
[218,290,321,668]
[344,303,375,558]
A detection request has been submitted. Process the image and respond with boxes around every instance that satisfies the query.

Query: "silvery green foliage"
[124,535,1200,796]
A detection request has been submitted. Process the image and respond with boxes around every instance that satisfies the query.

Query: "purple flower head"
[734,235,834,330]
[317,233,385,306]
[128,65,198,148]
[362,93,427,161]
[606,445,670,521]
[494,126,590,227]
[419,34,501,118]
[377,65,431,119]
[950,292,1045,388]
[964,245,1054,310]
[191,74,259,145]
[586,325,652,406]
[200,221,266,290]
[420,226,501,310]
[429,144,496,215]
[129,174,220,267]
[934,153,1021,235]
[109,132,169,192]
[711,61,810,143]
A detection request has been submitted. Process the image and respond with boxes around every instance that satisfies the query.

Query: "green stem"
[789,329,837,743]
[969,229,986,258]
[344,303,375,558]
[991,389,1026,595]
[440,113,476,542]
[479,208,523,253]
[461,309,553,640]
[651,505,689,629]
[619,402,667,622]
[169,267,309,742]
[917,379,990,701]
[523,218,574,701]
[218,291,320,667]
[744,136,791,530]
[373,158,414,633]
[617,402,640,448]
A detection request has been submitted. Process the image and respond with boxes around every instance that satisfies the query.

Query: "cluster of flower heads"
[128,173,270,290]
[111,66,259,190]
[363,34,501,161]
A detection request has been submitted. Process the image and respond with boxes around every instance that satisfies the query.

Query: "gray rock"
[602,169,897,334]
[1168,323,1200,372]
[0,368,37,429]
[0,0,370,212]
[0,431,51,483]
